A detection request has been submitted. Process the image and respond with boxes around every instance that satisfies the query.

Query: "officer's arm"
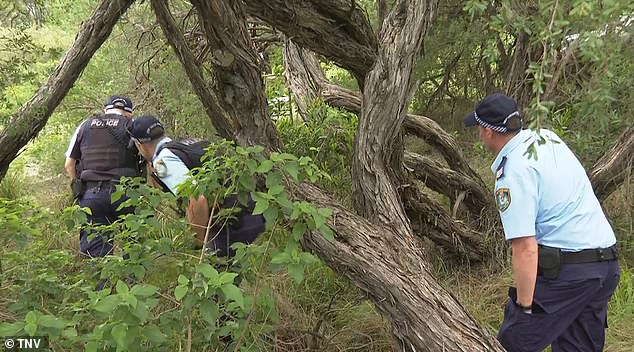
[186,195,211,247]
[65,157,78,180]
[511,236,538,308]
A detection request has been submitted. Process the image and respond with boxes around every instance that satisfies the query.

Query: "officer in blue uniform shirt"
[127,115,265,257]
[464,93,620,352]
[65,95,141,258]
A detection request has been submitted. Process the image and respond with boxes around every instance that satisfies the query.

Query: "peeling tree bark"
[0,0,136,181]
[590,124,634,201]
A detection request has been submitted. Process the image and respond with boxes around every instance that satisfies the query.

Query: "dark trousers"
[78,184,131,258]
[209,214,265,258]
[498,260,621,352]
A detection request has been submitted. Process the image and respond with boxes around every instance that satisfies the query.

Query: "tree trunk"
[282,40,499,258]
[243,0,378,86]
[189,0,283,151]
[0,0,136,181]
[153,0,506,349]
[282,40,325,122]
[590,124,634,201]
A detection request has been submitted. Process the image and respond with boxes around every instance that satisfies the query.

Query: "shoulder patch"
[153,159,168,178]
[495,188,511,212]
[496,156,507,180]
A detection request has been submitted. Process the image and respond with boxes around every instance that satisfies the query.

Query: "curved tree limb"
[590,123,634,201]
[151,0,236,140]
[283,38,498,258]
[243,0,377,86]
[190,0,284,151]
[154,0,505,349]
[0,0,137,181]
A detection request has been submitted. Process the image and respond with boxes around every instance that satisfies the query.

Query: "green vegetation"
[1,0,632,351]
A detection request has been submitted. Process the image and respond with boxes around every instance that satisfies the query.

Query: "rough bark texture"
[151,0,236,140]
[155,0,505,349]
[243,0,377,86]
[190,0,284,151]
[0,0,136,180]
[590,124,634,201]
[283,39,498,258]
[348,0,502,349]
[404,151,494,220]
[295,182,503,351]
[282,40,325,121]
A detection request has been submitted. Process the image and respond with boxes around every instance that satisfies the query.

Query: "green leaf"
[319,225,335,242]
[94,295,120,314]
[24,322,37,336]
[252,199,269,215]
[85,341,99,352]
[177,274,189,285]
[287,263,305,283]
[265,171,283,188]
[0,322,24,336]
[312,213,326,230]
[197,263,218,279]
[199,300,219,325]
[116,280,129,294]
[38,315,66,330]
[270,252,292,265]
[263,206,278,228]
[62,327,78,338]
[291,222,307,241]
[132,265,146,280]
[257,160,274,173]
[238,174,255,191]
[25,311,37,325]
[268,184,284,196]
[174,285,188,301]
[219,272,239,285]
[143,324,166,344]
[130,284,159,298]
[221,284,244,308]
[111,323,127,348]
[283,161,299,181]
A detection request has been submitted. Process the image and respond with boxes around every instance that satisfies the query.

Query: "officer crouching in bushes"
[64,95,143,258]
[464,93,621,352]
[127,115,265,257]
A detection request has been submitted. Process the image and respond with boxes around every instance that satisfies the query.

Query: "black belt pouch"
[538,245,562,280]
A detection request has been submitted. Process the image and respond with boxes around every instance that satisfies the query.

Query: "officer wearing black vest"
[127,115,265,257]
[64,95,141,258]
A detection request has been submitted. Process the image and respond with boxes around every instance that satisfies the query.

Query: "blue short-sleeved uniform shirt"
[151,137,191,195]
[491,129,616,251]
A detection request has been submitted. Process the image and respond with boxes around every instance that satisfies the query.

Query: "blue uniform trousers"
[498,260,620,352]
[78,184,131,258]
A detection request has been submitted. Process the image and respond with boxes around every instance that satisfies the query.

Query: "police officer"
[65,95,141,258]
[464,93,620,352]
[127,115,265,257]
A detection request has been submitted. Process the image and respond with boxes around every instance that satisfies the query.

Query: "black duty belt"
[561,245,619,264]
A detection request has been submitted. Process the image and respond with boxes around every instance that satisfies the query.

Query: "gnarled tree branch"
[590,123,634,201]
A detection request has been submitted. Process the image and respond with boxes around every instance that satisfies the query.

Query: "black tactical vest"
[78,114,140,181]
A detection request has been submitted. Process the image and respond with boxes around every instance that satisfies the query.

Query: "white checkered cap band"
[474,111,520,133]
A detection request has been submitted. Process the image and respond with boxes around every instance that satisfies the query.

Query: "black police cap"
[128,115,165,143]
[464,93,523,133]
[104,95,133,113]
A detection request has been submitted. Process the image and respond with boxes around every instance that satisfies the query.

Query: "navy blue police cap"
[128,115,165,143]
[104,95,133,113]
[463,93,523,133]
